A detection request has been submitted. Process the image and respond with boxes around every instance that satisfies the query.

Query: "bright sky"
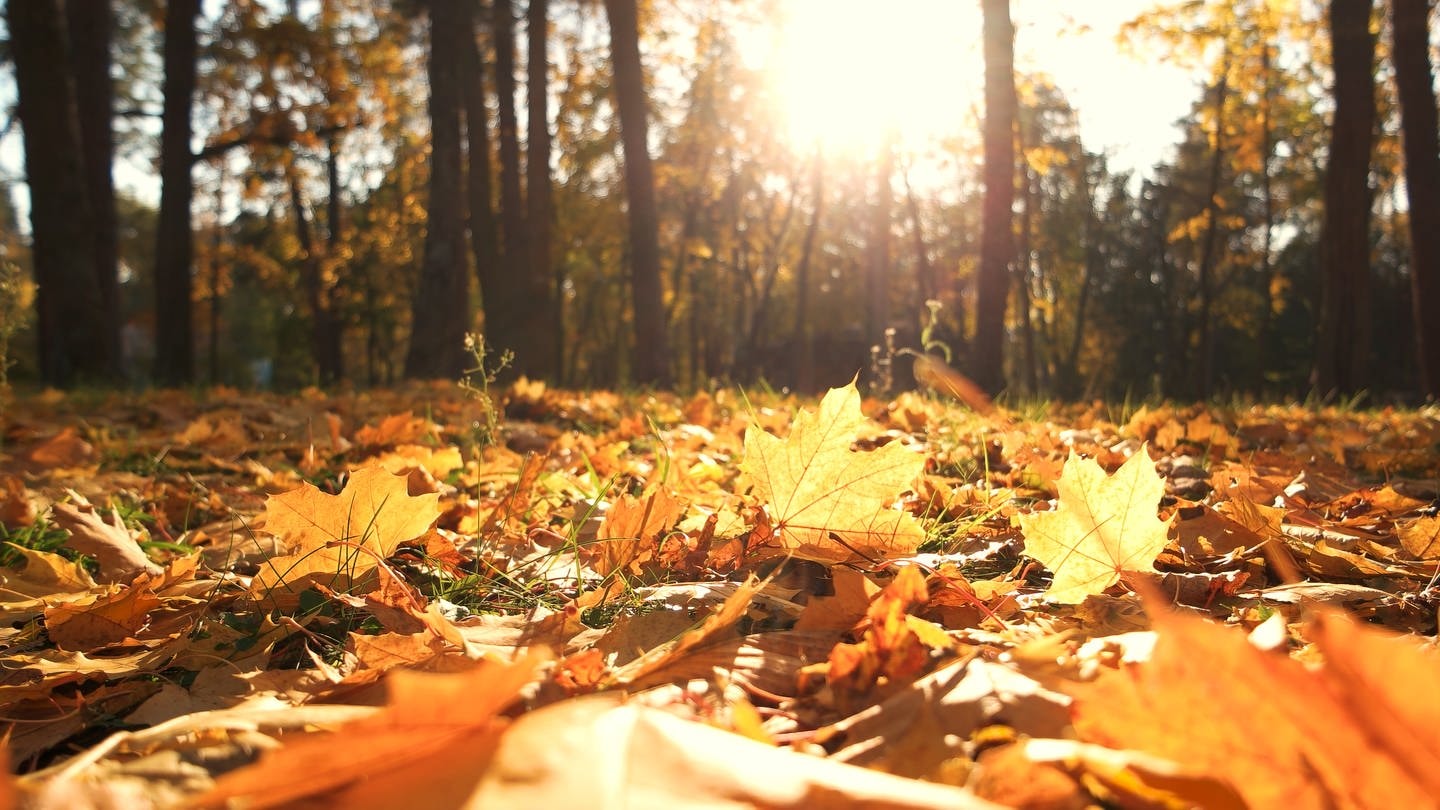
[0,1,1200,220]
[770,0,1199,175]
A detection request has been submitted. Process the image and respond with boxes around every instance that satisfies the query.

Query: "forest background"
[3,0,1439,404]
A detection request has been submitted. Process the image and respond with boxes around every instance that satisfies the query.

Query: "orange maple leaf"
[740,380,925,563]
[193,651,548,809]
[252,467,440,599]
[1072,605,1440,809]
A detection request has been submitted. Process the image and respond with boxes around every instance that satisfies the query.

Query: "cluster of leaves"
[1,380,1438,807]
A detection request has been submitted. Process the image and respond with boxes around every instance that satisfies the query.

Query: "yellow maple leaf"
[740,381,925,563]
[1017,448,1171,603]
[252,467,441,598]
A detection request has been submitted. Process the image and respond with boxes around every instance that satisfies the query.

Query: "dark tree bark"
[603,0,670,385]
[1314,0,1375,396]
[1195,56,1230,400]
[66,0,122,375]
[525,0,558,379]
[289,171,342,384]
[492,0,528,282]
[405,0,471,379]
[154,0,201,386]
[1392,0,1440,398]
[9,0,114,386]
[972,0,1017,395]
[459,2,503,332]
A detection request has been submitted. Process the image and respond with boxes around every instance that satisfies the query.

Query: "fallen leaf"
[251,466,441,598]
[0,476,35,529]
[741,381,925,563]
[1072,602,1440,809]
[590,488,685,575]
[472,697,1005,809]
[26,427,95,469]
[50,499,163,584]
[1398,515,1440,560]
[911,354,995,415]
[0,546,97,601]
[193,651,548,809]
[1016,449,1171,603]
[43,578,163,650]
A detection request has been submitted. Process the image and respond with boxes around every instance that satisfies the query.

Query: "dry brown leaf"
[251,466,440,598]
[911,354,995,415]
[1072,603,1440,809]
[193,651,548,809]
[610,576,764,688]
[827,657,1072,773]
[741,381,925,563]
[1398,515,1440,560]
[0,475,35,529]
[794,566,881,632]
[590,488,685,576]
[1017,449,1170,603]
[26,427,96,469]
[472,697,1005,809]
[0,546,97,602]
[50,499,163,585]
[43,578,163,651]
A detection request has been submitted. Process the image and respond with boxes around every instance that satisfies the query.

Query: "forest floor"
[1,377,1438,808]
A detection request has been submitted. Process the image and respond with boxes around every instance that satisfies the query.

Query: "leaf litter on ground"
[0,380,1438,808]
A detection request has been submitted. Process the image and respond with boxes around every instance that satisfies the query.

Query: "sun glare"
[768,0,982,158]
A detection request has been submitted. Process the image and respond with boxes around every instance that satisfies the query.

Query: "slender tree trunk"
[154,0,200,386]
[1016,115,1039,396]
[793,152,825,393]
[900,164,935,309]
[526,0,558,379]
[866,144,895,377]
[289,171,342,384]
[208,165,224,383]
[66,0,122,377]
[1392,0,1440,398]
[493,0,528,282]
[1314,0,1376,396]
[603,0,670,385]
[459,2,504,338]
[972,0,1017,395]
[1257,42,1277,391]
[405,0,471,379]
[1196,58,1230,399]
[1061,157,1100,398]
[9,0,111,386]
[740,167,802,376]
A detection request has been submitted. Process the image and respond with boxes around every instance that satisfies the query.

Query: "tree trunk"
[1392,0,1440,398]
[492,0,528,283]
[154,0,200,386]
[405,0,471,379]
[526,0,558,379]
[866,144,895,374]
[459,1,504,344]
[66,0,122,377]
[1016,114,1039,396]
[793,153,825,393]
[603,0,670,385]
[9,0,112,386]
[289,171,342,384]
[972,0,1017,395]
[1195,58,1230,399]
[1314,0,1375,396]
